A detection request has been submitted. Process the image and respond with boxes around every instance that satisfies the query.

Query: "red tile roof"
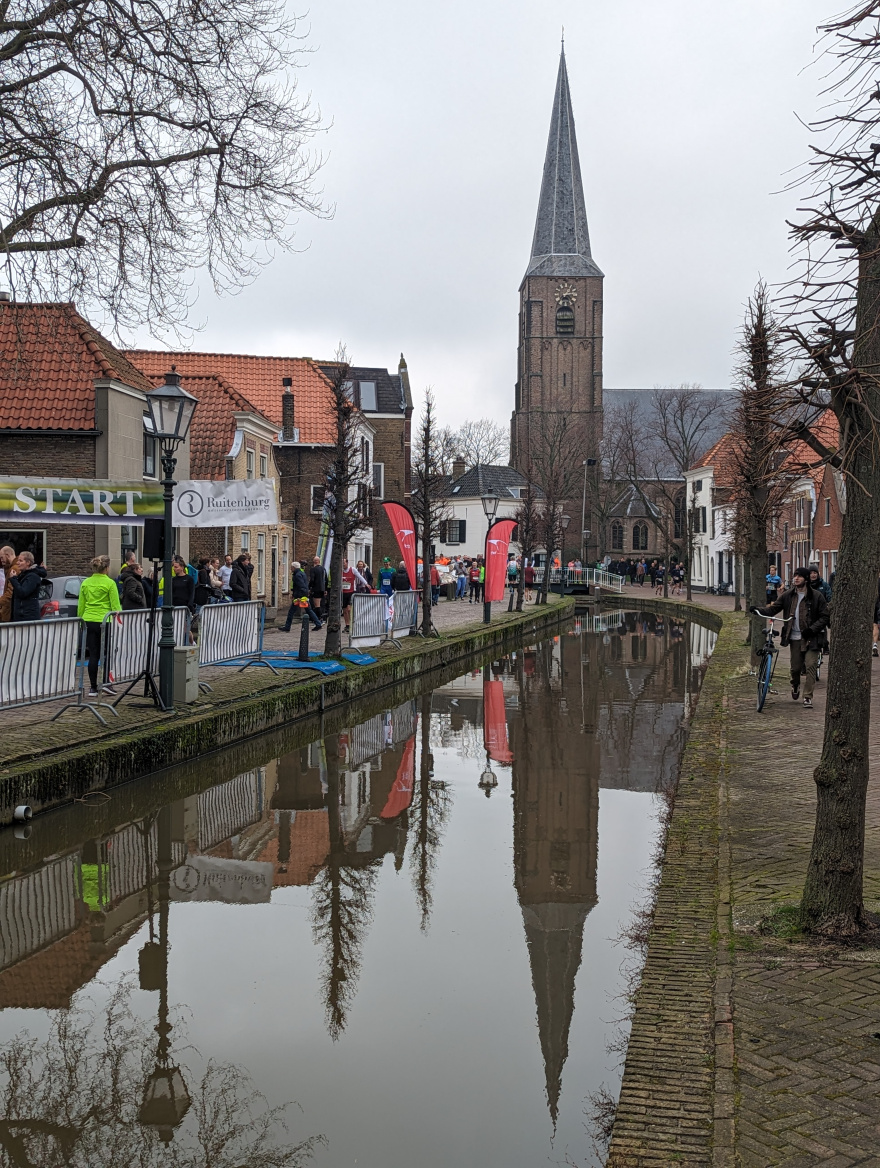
[143,371,270,480]
[127,349,336,444]
[0,302,153,430]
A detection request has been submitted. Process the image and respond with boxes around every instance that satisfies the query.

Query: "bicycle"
[750,612,793,712]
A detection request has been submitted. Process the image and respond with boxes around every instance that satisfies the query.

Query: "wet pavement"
[0,610,715,1168]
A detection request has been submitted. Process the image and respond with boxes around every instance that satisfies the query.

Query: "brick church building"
[510,47,603,515]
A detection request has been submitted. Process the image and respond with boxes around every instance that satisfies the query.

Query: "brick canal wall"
[0,601,574,821]
[605,606,742,1167]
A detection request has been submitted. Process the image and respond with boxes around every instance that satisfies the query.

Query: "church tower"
[511,47,603,473]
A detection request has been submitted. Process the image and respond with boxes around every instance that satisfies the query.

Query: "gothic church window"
[555,303,575,335]
[611,521,624,550]
[632,523,648,551]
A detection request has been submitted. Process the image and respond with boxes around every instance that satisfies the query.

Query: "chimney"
[452,457,466,480]
[0,291,10,302]
[282,379,295,441]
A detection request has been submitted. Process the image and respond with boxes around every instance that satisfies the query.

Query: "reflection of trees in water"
[0,983,323,1168]
[311,735,380,1041]
[410,695,453,933]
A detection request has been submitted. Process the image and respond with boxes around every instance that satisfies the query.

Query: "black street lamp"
[145,371,198,712]
[558,513,571,594]
[481,486,500,625]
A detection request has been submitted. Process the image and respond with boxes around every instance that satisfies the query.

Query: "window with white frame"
[143,418,157,477]
[282,536,289,594]
[373,462,384,499]
[240,530,250,552]
[824,497,831,525]
[246,449,255,479]
[259,452,268,478]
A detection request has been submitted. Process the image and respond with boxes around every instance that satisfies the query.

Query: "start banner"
[0,477,278,527]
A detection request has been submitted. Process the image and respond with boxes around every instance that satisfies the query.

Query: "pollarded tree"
[411,389,449,635]
[779,3,880,936]
[0,0,324,334]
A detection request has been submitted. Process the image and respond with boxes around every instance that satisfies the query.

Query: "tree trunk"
[324,539,344,657]
[421,522,433,635]
[734,554,742,612]
[746,510,767,665]
[801,238,880,935]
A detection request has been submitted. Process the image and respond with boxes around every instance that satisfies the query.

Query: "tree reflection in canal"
[0,613,716,1168]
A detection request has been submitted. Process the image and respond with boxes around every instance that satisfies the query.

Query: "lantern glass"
[481,488,500,523]
[139,1064,191,1142]
[146,373,198,446]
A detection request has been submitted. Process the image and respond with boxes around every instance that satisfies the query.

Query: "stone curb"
[607,606,743,1167]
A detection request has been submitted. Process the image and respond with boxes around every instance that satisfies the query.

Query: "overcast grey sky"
[132,0,834,427]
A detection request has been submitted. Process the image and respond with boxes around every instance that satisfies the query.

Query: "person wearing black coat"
[9,553,47,621]
[171,560,196,611]
[229,554,253,601]
[119,564,147,610]
[392,561,411,591]
[282,561,322,631]
[308,556,328,619]
[753,566,830,708]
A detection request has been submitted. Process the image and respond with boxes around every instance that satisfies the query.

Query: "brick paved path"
[609,607,880,1167]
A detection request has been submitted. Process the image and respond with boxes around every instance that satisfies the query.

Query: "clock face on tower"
[555,281,578,305]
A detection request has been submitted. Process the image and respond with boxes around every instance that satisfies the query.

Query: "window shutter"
[439,520,448,541]
[459,520,466,542]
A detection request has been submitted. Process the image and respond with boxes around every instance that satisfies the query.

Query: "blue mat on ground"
[214,656,345,674]
[341,651,377,665]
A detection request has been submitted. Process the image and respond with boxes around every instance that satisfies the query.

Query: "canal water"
[0,612,714,1168]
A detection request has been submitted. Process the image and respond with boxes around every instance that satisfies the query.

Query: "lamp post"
[581,458,597,565]
[558,512,571,594]
[145,371,198,713]
[480,486,499,624]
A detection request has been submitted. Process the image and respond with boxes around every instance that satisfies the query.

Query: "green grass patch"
[759,903,803,940]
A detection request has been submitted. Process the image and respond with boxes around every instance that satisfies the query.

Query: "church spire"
[526,47,603,280]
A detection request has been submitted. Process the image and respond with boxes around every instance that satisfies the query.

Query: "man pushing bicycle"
[751,566,830,709]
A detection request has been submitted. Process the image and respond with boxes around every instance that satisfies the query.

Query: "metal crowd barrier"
[531,567,624,593]
[392,590,419,635]
[198,600,272,672]
[0,617,81,711]
[349,593,390,648]
[102,606,191,686]
[349,590,420,650]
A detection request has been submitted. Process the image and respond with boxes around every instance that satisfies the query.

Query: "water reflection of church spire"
[510,638,599,1126]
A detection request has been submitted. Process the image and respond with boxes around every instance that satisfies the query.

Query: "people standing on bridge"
[229,553,253,602]
[753,566,830,709]
[392,560,411,590]
[119,561,147,610]
[78,555,120,698]
[9,552,47,621]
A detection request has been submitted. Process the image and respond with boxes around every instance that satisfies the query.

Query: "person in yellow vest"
[77,555,121,698]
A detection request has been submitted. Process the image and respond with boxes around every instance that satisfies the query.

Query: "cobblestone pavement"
[609,608,880,1167]
[0,593,556,770]
[726,640,880,1167]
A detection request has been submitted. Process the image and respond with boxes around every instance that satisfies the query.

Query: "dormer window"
[359,381,377,411]
[555,303,575,335]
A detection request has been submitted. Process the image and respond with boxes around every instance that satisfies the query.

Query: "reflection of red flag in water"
[483,678,513,764]
[380,734,417,819]
[381,501,418,593]
[483,518,518,602]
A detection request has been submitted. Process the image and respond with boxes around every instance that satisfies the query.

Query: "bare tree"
[524,412,592,603]
[434,425,462,475]
[322,348,371,658]
[0,981,323,1165]
[454,418,509,468]
[411,389,449,635]
[410,694,453,931]
[0,0,325,335]
[777,3,880,935]
[728,283,791,654]
[513,487,540,611]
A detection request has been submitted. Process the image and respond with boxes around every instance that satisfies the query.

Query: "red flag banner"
[380,734,417,819]
[483,678,513,764]
[483,519,518,602]
[382,501,418,592]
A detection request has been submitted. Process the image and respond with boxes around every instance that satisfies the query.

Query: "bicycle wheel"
[756,649,774,712]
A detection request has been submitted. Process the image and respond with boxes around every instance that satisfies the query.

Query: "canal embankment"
[0,596,574,821]
[606,606,880,1168]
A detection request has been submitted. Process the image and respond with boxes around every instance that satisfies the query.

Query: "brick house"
[144,371,293,612]
[129,350,412,573]
[810,463,844,585]
[0,300,190,573]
